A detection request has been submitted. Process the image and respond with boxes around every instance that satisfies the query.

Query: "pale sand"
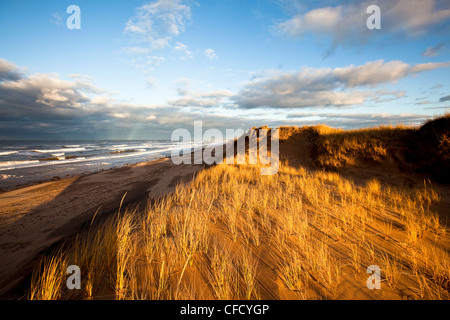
[0,156,206,298]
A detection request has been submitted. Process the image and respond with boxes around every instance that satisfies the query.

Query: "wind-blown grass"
[29,117,450,300]
[29,159,449,300]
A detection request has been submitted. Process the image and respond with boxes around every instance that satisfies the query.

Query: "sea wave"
[0,144,184,171]
[111,145,151,151]
[0,151,19,156]
[0,158,86,171]
[0,160,40,168]
[33,147,86,153]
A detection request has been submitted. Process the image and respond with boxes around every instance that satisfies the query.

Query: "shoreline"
[0,153,209,298]
[0,141,225,194]
[0,158,163,195]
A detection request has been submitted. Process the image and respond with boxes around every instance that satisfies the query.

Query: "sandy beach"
[0,156,206,298]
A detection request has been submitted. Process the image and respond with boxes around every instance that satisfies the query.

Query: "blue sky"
[0,0,449,139]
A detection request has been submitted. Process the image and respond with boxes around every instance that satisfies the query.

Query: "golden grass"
[28,156,449,300]
[314,126,414,168]
[279,123,418,169]
[30,252,66,300]
[26,114,450,300]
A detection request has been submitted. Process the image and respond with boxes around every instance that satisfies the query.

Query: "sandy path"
[0,157,205,298]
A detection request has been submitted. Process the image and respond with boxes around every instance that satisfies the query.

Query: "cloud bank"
[274,0,450,55]
[0,58,445,139]
[233,60,450,109]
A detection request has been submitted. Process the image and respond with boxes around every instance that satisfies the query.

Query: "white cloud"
[68,73,93,80]
[174,77,193,96]
[111,112,131,119]
[168,90,233,108]
[51,13,63,26]
[151,38,171,50]
[286,112,430,128]
[174,42,194,59]
[147,55,166,66]
[125,0,191,50]
[233,60,450,109]
[0,58,443,139]
[205,48,218,60]
[0,59,256,139]
[125,55,166,69]
[338,61,450,86]
[274,0,450,54]
[0,74,97,120]
[0,58,24,82]
[122,46,152,55]
[174,42,188,51]
[195,90,233,99]
[91,96,113,106]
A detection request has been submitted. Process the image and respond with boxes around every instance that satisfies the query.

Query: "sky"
[0,0,449,140]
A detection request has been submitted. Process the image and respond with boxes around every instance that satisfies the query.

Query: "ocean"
[0,140,196,191]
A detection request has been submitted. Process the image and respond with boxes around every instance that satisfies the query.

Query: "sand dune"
[1,117,449,300]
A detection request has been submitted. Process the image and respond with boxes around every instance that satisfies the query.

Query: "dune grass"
[278,123,417,171]
[29,155,449,300]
